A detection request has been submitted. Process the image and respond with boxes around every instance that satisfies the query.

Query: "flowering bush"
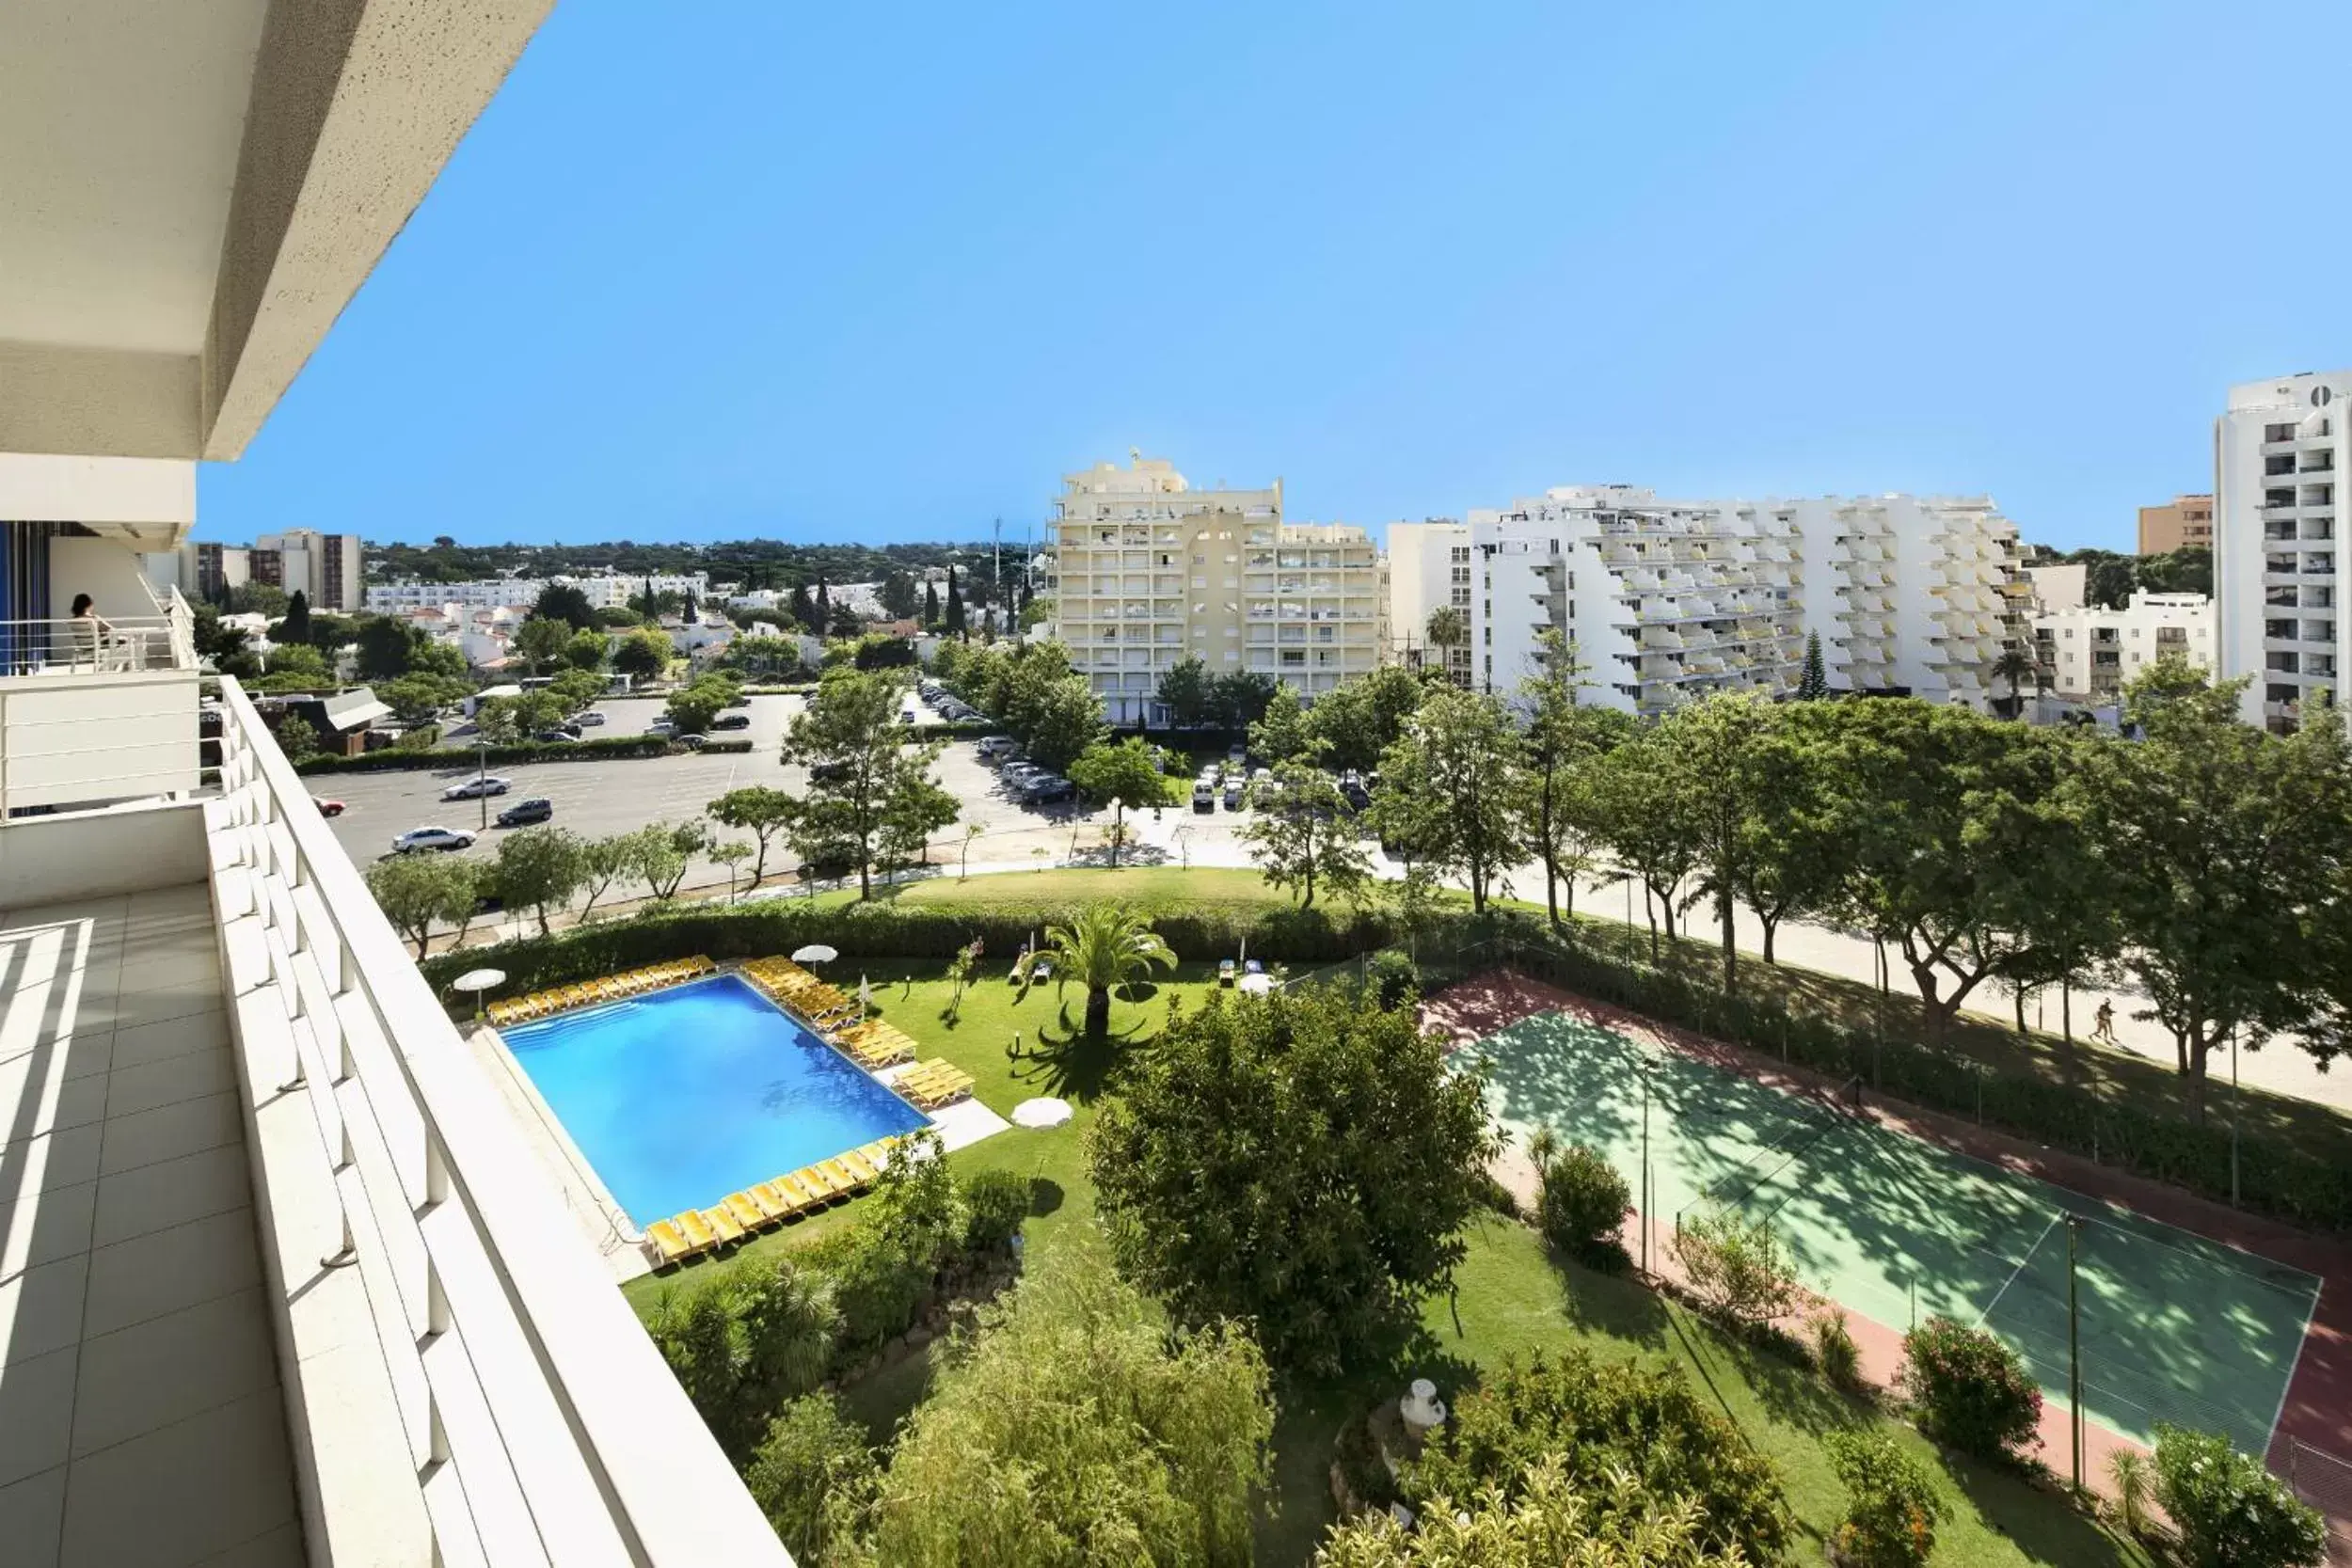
[1825,1428,1947,1568]
[1529,1130,1632,1262]
[2153,1423,2328,1568]
[1898,1316,2042,1463]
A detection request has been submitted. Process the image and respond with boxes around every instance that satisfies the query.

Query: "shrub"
[1364,947,1419,1009]
[821,1134,963,1354]
[1529,1130,1631,1263]
[295,733,670,773]
[744,1394,874,1563]
[644,1254,836,1462]
[959,1167,1030,1258]
[1813,1307,1863,1391]
[1405,1350,1792,1561]
[2106,1448,2152,1540]
[1824,1428,1947,1568]
[2153,1423,2328,1568]
[1670,1208,1801,1326]
[1317,1455,1748,1566]
[1897,1316,2042,1464]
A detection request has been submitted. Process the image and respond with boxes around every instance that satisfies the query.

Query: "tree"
[744,1395,872,1565]
[577,832,637,921]
[1089,985,1499,1377]
[783,668,957,899]
[1246,683,1317,767]
[1240,763,1371,910]
[355,616,430,680]
[1516,632,1629,930]
[1823,1429,1949,1568]
[827,599,863,639]
[2101,658,2352,1112]
[664,673,736,736]
[943,566,965,637]
[1991,646,2037,717]
[546,667,607,713]
[612,630,671,683]
[227,581,288,616]
[561,628,608,672]
[514,615,573,674]
[877,569,918,620]
[278,590,311,647]
[1316,1454,1752,1568]
[491,826,587,937]
[1585,728,1704,959]
[531,582,598,631]
[1373,684,1521,913]
[364,853,483,958]
[1797,630,1829,700]
[1425,604,1468,682]
[1015,904,1174,1037]
[855,1261,1272,1568]
[1728,701,1853,964]
[709,840,753,899]
[788,583,818,632]
[1017,675,1104,772]
[1308,664,1425,774]
[1658,692,1780,991]
[707,786,799,887]
[594,606,644,629]
[1155,655,1215,730]
[1065,736,1165,811]
[375,673,469,727]
[263,641,330,684]
[920,578,939,627]
[628,820,707,902]
[1211,670,1279,729]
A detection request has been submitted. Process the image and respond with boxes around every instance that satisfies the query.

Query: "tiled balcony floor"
[0,887,300,1566]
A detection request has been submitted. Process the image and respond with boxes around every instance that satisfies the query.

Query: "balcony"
[0,602,200,816]
[0,682,785,1566]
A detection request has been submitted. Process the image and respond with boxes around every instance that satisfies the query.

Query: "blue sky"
[200,0,2352,553]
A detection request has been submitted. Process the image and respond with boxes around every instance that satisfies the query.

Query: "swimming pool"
[501,974,928,1227]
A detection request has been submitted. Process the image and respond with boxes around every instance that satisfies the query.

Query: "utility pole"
[2066,1212,2084,1494]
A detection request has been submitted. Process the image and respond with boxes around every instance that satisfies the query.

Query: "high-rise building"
[255,529,363,610]
[1389,486,2027,715]
[1047,455,1387,723]
[2213,371,2348,733]
[2138,493,2214,555]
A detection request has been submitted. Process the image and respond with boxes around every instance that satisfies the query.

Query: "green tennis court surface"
[1471,1010,2322,1455]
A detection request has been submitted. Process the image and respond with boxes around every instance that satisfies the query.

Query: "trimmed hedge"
[297,735,673,773]
[908,721,997,741]
[697,737,755,754]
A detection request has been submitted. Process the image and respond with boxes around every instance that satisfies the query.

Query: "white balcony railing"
[207,678,788,1567]
[2,605,194,677]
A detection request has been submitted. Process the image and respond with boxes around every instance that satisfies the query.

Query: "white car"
[391,826,474,854]
[441,775,511,800]
[574,710,607,727]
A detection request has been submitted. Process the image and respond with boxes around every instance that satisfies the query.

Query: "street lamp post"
[1109,797,1124,869]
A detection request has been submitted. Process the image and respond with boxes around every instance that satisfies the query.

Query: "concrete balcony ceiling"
[0,0,554,460]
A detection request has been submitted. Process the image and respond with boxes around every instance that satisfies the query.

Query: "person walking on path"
[2090,999,2118,1045]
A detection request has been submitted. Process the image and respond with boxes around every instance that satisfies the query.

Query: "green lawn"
[620,952,2153,1568]
[887,865,1294,917]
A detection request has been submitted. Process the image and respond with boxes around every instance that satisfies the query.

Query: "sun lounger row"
[485,957,716,1025]
[830,1018,916,1069]
[644,1136,906,1267]
[892,1058,974,1111]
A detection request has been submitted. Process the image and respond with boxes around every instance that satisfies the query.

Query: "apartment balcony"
[1,602,200,816]
[0,681,784,1566]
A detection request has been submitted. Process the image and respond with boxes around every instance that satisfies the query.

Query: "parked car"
[811,758,851,784]
[1191,779,1216,813]
[648,716,675,734]
[1022,775,1074,804]
[495,798,554,828]
[441,775,511,800]
[574,710,608,727]
[312,797,346,817]
[723,693,751,709]
[532,729,580,744]
[977,736,1017,760]
[680,734,708,751]
[1223,778,1246,811]
[392,826,474,854]
[1338,771,1371,811]
[710,711,752,730]
[1228,742,1248,768]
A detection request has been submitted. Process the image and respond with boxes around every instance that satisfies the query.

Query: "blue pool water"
[501,974,928,1227]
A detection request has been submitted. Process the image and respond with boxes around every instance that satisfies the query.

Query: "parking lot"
[320,693,1288,921]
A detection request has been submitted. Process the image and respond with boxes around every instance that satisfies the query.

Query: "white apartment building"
[363,571,710,615]
[256,529,363,611]
[1048,455,1388,722]
[2034,591,2215,701]
[2,10,787,1566]
[1390,486,2027,716]
[2214,370,2350,733]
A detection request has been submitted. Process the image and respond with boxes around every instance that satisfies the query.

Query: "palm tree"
[1019,904,1175,1037]
[1991,647,2038,718]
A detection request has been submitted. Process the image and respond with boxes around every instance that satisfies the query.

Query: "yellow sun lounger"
[795,1163,853,1201]
[772,1172,829,1211]
[674,1210,721,1254]
[702,1205,746,1245]
[834,1149,881,1187]
[718,1191,770,1232]
[749,1180,804,1222]
[646,1219,700,1264]
[813,1157,869,1193]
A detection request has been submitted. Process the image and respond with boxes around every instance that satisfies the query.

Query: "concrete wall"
[0,670,200,811]
[51,532,164,622]
[0,798,207,905]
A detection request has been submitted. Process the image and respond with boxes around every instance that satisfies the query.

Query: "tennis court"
[1471,1007,2322,1456]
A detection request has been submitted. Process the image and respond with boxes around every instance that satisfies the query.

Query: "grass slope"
[620,954,2153,1568]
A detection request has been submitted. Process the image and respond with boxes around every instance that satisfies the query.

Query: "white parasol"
[1236,972,1276,995]
[792,943,838,964]
[1011,1097,1073,1130]
[451,967,507,1022]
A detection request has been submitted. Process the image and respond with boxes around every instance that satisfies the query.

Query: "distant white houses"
[2034,591,2216,702]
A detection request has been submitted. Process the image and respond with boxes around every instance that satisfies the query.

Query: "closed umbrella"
[859,974,872,1019]
[792,944,839,965]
